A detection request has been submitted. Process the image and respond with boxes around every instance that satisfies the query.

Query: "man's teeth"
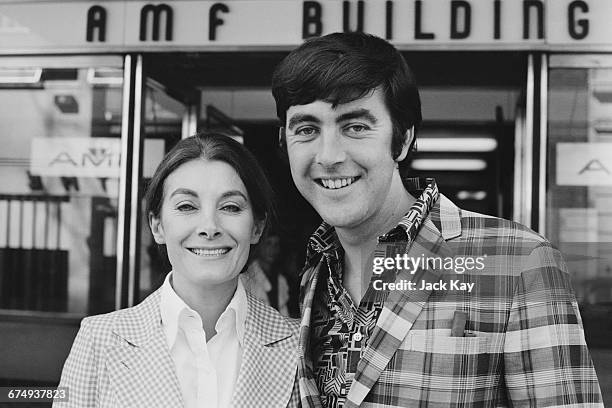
[190,248,229,256]
[320,177,357,189]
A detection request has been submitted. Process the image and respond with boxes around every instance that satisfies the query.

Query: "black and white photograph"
[0,0,610,407]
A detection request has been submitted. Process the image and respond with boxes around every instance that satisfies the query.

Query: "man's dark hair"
[271,32,422,164]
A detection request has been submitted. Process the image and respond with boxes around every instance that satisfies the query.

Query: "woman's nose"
[199,228,221,239]
[196,213,222,238]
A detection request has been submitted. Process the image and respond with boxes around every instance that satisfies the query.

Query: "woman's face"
[149,158,264,290]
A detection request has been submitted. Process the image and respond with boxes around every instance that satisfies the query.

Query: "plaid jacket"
[297,194,603,407]
[55,287,300,408]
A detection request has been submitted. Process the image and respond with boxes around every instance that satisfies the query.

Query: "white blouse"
[159,272,247,408]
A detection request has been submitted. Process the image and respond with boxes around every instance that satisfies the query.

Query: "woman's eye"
[177,203,196,212]
[221,204,242,213]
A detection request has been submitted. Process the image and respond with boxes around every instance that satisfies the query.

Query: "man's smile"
[315,176,361,190]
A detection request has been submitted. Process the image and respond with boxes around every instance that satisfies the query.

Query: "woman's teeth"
[189,248,229,256]
[320,177,357,190]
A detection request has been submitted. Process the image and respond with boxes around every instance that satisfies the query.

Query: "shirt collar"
[160,272,248,347]
[217,277,248,344]
[305,177,439,266]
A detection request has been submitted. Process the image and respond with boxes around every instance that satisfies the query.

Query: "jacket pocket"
[375,333,500,405]
[406,332,491,354]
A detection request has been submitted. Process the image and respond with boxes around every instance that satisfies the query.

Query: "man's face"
[285,88,408,230]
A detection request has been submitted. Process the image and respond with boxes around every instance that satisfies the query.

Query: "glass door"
[136,74,191,303]
[0,55,126,385]
[547,54,612,404]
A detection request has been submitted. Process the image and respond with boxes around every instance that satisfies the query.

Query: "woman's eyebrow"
[169,188,197,198]
[220,190,248,201]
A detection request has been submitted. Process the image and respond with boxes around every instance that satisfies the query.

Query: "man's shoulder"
[432,193,552,248]
[455,207,550,246]
[448,206,570,281]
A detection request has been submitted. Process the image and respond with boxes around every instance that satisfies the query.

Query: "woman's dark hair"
[272,32,421,166]
[145,132,275,262]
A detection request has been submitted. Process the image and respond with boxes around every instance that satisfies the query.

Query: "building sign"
[30,137,165,178]
[556,143,612,186]
[30,137,121,178]
[1,0,612,53]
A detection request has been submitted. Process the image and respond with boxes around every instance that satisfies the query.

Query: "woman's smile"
[187,247,232,257]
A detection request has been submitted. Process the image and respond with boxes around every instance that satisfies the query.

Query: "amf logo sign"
[30,137,121,178]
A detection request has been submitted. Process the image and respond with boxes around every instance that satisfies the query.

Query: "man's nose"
[197,211,222,239]
[314,130,346,166]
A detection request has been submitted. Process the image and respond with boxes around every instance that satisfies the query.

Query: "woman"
[55,133,300,408]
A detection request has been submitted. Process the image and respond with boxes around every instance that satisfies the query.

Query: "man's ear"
[251,218,266,244]
[396,126,414,163]
[149,213,166,244]
[278,127,286,150]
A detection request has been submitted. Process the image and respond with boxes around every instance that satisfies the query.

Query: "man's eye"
[346,124,368,133]
[295,127,317,137]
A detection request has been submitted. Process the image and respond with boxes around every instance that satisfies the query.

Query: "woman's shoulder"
[78,289,162,343]
[78,308,125,336]
[246,293,300,338]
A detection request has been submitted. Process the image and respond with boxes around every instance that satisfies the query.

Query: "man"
[271,32,603,407]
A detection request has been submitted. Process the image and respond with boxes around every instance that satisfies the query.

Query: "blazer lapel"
[231,294,298,408]
[346,198,462,407]
[106,290,183,408]
[297,258,324,408]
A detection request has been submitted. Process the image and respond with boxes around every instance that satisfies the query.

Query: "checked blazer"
[297,194,603,407]
[55,287,300,408]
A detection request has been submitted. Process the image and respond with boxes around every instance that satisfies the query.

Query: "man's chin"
[318,208,363,229]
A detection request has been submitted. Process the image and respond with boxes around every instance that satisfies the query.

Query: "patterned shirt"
[306,177,439,408]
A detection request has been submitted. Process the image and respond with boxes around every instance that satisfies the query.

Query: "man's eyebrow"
[336,109,378,124]
[287,114,321,130]
[169,188,197,198]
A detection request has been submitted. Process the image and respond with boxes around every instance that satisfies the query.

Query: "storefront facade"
[0,0,610,398]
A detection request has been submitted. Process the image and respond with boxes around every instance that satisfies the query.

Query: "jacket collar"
[111,287,163,347]
[107,288,184,408]
[108,285,298,408]
[232,294,299,407]
[244,291,294,345]
[111,284,294,348]
[346,213,458,406]
[430,192,462,241]
[159,272,249,348]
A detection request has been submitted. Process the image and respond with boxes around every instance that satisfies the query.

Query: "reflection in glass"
[138,82,185,301]
[548,66,612,349]
[0,66,123,315]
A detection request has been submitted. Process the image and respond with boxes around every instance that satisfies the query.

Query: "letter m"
[140,4,173,41]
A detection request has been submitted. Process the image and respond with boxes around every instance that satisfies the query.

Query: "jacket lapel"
[106,289,183,408]
[346,196,462,406]
[231,294,298,408]
[297,257,324,408]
